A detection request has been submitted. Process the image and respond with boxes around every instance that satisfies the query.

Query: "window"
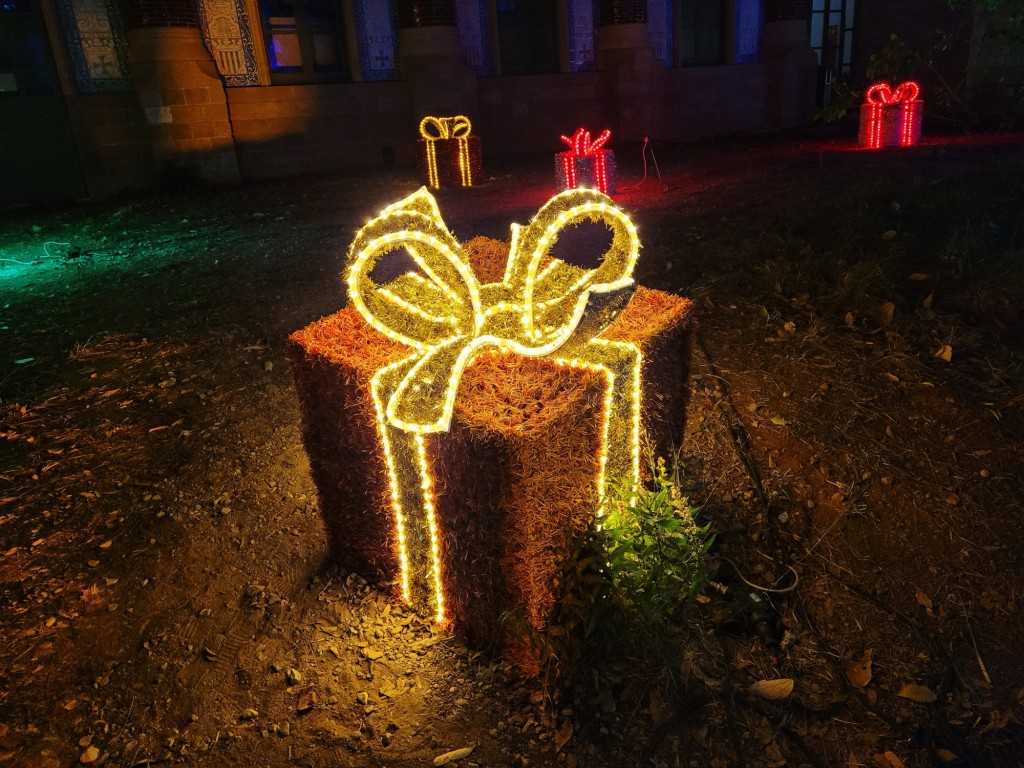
[678,0,724,65]
[496,0,558,75]
[810,0,854,78]
[259,0,350,82]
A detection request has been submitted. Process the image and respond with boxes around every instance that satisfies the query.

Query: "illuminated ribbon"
[559,127,612,156]
[558,128,613,194]
[863,81,922,149]
[419,115,474,188]
[345,187,643,621]
[865,81,920,106]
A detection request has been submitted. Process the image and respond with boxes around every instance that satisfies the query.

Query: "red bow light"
[865,81,920,106]
[560,128,612,157]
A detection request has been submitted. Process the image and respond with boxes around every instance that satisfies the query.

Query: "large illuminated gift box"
[288,188,694,661]
[555,127,617,195]
[417,115,485,188]
[858,81,923,149]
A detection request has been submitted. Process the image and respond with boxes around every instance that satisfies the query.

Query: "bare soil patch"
[1,131,1022,768]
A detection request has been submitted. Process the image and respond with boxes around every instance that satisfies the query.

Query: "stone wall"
[664,64,768,140]
[64,93,156,197]
[227,81,415,177]
[477,72,609,155]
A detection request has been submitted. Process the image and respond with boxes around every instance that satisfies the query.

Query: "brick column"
[596,0,663,143]
[762,0,817,127]
[396,0,479,120]
[122,0,241,185]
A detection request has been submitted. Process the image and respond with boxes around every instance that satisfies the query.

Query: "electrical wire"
[709,555,800,594]
[620,137,667,193]
[1,241,73,266]
[43,241,70,258]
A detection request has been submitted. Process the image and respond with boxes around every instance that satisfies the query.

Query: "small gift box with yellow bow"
[289,188,693,669]
[417,115,485,188]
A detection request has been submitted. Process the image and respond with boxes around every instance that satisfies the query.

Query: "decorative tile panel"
[647,0,673,67]
[354,0,398,81]
[734,0,763,64]
[567,0,596,72]
[56,0,132,92]
[455,0,491,76]
[197,0,261,85]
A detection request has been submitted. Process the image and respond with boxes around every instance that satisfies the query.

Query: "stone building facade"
[2,0,821,204]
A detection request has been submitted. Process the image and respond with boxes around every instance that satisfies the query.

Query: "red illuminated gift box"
[417,115,484,188]
[555,128,617,195]
[858,81,923,149]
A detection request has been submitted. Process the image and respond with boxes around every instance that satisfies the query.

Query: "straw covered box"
[288,237,695,657]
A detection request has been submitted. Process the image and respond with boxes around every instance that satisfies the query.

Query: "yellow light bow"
[345,187,644,622]
[419,115,474,188]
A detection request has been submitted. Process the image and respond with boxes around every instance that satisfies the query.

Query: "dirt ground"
[1,130,1023,768]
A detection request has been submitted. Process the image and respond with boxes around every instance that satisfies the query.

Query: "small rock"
[295,688,317,713]
[79,745,100,764]
[356,691,369,705]
[263,361,273,372]
[239,708,258,721]
[382,733,392,747]
[285,668,302,686]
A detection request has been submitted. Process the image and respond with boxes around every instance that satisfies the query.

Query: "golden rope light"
[344,187,644,622]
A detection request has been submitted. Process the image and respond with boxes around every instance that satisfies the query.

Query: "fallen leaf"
[883,372,901,383]
[922,292,933,309]
[434,745,475,766]
[881,302,895,324]
[771,416,787,426]
[873,751,905,768]
[915,589,934,616]
[845,649,873,688]
[80,745,100,763]
[748,678,794,700]
[934,748,958,763]
[935,344,952,362]
[909,273,929,281]
[845,311,855,327]
[881,230,898,240]
[782,321,796,333]
[99,540,112,549]
[898,683,937,703]
[554,720,574,752]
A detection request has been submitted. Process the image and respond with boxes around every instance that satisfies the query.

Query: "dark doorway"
[0,0,87,206]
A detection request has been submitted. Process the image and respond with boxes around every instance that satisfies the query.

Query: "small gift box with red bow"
[858,81,923,149]
[555,127,617,194]
[288,188,694,672]
[417,115,485,188]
